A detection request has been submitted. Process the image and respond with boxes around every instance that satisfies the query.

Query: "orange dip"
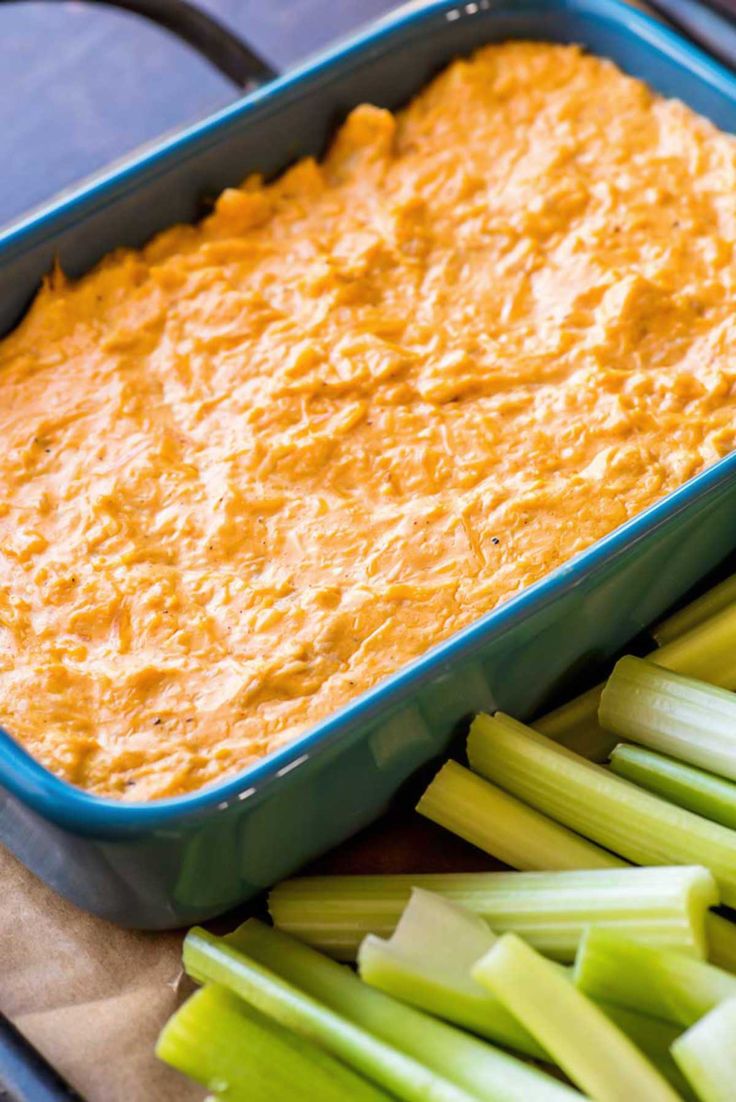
[1,43,735,799]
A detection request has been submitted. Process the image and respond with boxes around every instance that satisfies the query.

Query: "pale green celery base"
[574,928,736,1027]
[599,656,736,782]
[672,997,736,1102]
[611,744,736,831]
[653,579,736,646]
[223,919,583,1102]
[417,760,621,871]
[473,934,680,1102]
[357,888,546,1060]
[156,984,389,1102]
[269,864,715,961]
[467,712,736,908]
[184,927,478,1102]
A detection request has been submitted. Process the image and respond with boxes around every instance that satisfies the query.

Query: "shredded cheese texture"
[1,43,734,798]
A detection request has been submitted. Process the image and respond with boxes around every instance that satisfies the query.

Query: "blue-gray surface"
[1,0,397,227]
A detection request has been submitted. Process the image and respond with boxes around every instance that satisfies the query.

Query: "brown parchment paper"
[0,844,203,1102]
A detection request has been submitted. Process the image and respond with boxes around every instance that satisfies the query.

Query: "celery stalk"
[356,883,694,1091]
[355,886,690,1085]
[357,888,546,1060]
[156,984,390,1102]
[600,657,736,781]
[598,1003,696,1101]
[704,914,736,974]
[610,744,736,831]
[268,864,716,960]
[183,927,479,1102]
[671,997,736,1102]
[534,599,736,750]
[473,933,681,1101]
[653,576,736,646]
[467,712,736,907]
[416,740,736,974]
[647,600,736,686]
[417,761,620,871]
[417,758,627,873]
[533,682,616,760]
[214,919,584,1102]
[574,928,736,1026]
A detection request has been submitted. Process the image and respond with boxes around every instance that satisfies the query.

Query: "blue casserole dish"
[1,0,735,929]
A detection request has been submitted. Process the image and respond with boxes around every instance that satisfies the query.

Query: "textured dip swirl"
[0,43,734,798]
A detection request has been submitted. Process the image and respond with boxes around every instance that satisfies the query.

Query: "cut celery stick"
[671,997,736,1102]
[599,1002,696,1101]
[357,888,694,1092]
[418,758,626,875]
[468,711,736,907]
[600,657,736,781]
[183,928,477,1102]
[533,682,616,761]
[415,742,736,975]
[269,864,716,961]
[647,601,736,688]
[210,919,584,1102]
[417,760,619,871]
[534,600,736,750]
[156,984,390,1102]
[653,576,736,646]
[574,927,736,1027]
[610,744,736,831]
[357,888,546,1060]
[355,885,692,1084]
[415,749,736,978]
[473,933,681,1102]
[705,914,736,974]
[414,761,693,1092]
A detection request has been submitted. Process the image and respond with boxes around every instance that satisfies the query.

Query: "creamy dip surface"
[1,43,735,799]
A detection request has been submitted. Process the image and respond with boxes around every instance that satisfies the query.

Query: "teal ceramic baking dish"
[1,0,735,928]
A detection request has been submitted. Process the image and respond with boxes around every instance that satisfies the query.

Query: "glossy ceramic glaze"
[1,0,735,927]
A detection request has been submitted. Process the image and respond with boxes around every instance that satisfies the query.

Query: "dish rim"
[1,0,735,833]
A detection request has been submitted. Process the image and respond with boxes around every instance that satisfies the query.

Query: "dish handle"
[5,0,279,88]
